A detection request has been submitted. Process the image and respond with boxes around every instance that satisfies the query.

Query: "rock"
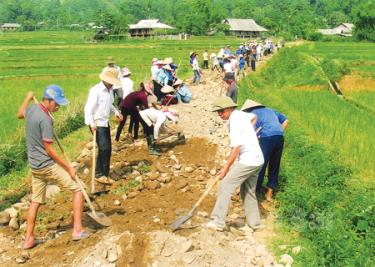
[4,207,18,219]
[12,203,29,211]
[144,181,161,190]
[45,185,61,199]
[170,155,178,162]
[132,170,141,176]
[184,166,195,173]
[280,254,294,266]
[149,172,160,180]
[0,211,11,225]
[121,194,127,200]
[85,142,94,150]
[9,218,19,230]
[176,180,188,189]
[113,200,121,206]
[128,192,138,199]
[16,257,27,264]
[279,244,287,251]
[210,169,217,175]
[135,176,143,183]
[83,168,90,175]
[107,250,118,263]
[292,246,301,255]
[197,211,208,218]
[83,157,92,168]
[173,164,182,170]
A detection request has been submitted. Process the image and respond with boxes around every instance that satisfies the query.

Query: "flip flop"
[23,239,44,250]
[72,231,90,241]
[95,177,114,185]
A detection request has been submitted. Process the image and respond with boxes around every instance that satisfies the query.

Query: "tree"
[353,1,375,41]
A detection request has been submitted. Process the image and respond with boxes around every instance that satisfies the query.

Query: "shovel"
[32,97,111,227]
[170,176,220,231]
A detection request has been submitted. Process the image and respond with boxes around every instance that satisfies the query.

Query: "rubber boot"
[150,135,162,153]
[146,136,160,156]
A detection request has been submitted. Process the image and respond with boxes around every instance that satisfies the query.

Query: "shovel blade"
[170,213,192,231]
[87,211,112,227]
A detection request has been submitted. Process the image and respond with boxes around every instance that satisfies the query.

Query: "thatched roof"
[223,19,267,32]
[128,19,174,30]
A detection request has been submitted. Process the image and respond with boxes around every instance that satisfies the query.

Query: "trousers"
[211,163,262,228]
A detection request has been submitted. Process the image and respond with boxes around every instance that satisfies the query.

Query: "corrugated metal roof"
[223,19,267,32]
[1,23,21,28]
[128,19,174,30]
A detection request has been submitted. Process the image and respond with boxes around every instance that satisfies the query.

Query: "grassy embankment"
[0,31,242,204]
[239,42,375,266]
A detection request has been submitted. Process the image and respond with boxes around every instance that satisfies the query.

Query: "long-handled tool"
[33,97,112,227]
[170,176,220,231]
[91,128,96,194]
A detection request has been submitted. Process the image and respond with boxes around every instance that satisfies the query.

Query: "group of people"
[18,42,288,249]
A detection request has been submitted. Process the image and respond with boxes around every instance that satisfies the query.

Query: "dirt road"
[0,56,285,267]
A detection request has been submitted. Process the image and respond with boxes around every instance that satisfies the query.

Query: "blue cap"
[43,85,69,106]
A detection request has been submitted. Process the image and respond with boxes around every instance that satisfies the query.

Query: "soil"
[0,52,284,267]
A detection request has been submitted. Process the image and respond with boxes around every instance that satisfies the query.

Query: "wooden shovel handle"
[188,176,220,215]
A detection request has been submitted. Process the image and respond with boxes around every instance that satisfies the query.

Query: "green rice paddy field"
[0,31,240,144]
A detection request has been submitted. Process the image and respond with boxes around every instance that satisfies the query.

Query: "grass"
[238,42,375,266]
[0,31,242,144]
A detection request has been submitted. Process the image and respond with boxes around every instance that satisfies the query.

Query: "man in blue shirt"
[241,99,289,202]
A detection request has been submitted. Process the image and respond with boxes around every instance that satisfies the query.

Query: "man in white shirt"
[192,54,201,85]
[206,96,264,231]
[84,68,123,185]
[203,50,209,69]
[120,67,134,100]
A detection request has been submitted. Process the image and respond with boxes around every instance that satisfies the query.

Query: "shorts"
[31,164,81,204]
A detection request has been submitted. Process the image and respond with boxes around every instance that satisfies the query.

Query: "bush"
[307,32,323,41]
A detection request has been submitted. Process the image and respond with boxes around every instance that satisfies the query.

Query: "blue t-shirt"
[249,107,287,138]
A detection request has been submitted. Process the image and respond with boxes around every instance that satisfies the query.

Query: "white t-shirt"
[227,110,264,166]
[192,58,200,70]
[139,108,167,139]
[120,77,134,99]
[203,52,209,61]
[223,62,233,73]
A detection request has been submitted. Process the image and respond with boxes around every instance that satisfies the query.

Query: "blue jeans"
[257,135,284,191]
[193,70,200,84]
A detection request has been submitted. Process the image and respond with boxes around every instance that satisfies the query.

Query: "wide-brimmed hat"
[107,56,115,64]
[99,68,120,86]
[239,54,244,58]
[43,85,69,106]
[223,72,235,81]
[152,58,159,65]
[241,99,265,111]
[172,79,183,87]
[162,64,172,71]
[211,96,237,112]
[121,67,131,76]
[163,57,173,64]
[161,85,175,94]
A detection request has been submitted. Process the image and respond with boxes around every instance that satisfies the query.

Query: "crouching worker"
[17,86,87,249]
[206,96,264,231]
[172,79,192,103]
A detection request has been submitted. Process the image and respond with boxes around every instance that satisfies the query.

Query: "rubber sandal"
[95,177,114,185]
[72,231,90,241]
[23,239,44,250]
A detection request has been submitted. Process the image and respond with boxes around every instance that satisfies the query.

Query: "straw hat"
[121,67,131,76]
[163,57,173,64]
[152,58,159,65]
[241,99,265,111]
[173,79,183,87]
[211,96,237,112]
[107,56,115,64]
[99,68,120,86]
[161,85,175,94]
[162,64,172,71]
